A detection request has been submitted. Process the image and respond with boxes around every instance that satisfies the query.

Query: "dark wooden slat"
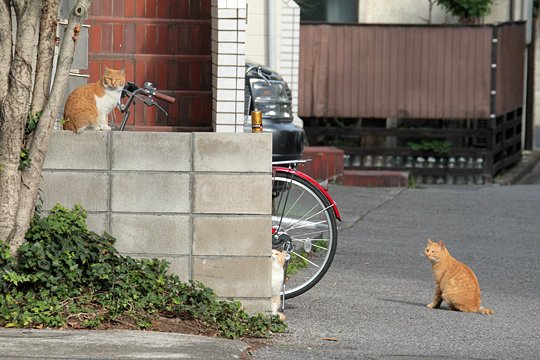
[305,127,492,137]
[299,23,525,120]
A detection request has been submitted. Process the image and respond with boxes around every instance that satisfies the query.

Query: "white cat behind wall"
[271,249,286,321]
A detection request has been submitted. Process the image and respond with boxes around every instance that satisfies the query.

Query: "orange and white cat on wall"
[63,67,125,133]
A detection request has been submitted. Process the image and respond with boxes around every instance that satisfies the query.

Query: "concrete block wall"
[41,131,273,313]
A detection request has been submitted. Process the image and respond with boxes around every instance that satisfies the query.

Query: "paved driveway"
[252,184,540,360]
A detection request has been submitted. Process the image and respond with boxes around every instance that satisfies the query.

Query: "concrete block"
[111,132,191,171]
[192,256,271,298]
[41,171,109,212]
[111,173,190,213]
[44,131,108,170]
[85,213,109,235]
[111,214,190,255]
[166,256,190,282]
[193,174,271,214]
[193,215,270,256]
[236,298,271,315]
[193,133,272,172]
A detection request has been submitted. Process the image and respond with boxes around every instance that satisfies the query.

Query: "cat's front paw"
[101,125,112,131]
[427,303,436,309]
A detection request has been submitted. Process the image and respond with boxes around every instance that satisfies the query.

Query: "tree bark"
[0,0,12,98]
[0,0,93,255]
[9,0,92,254]
[31,0,60,113]
[0,0,40,245]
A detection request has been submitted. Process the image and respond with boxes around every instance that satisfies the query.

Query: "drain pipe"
[267,0,276,69]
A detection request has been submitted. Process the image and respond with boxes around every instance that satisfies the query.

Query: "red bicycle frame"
[273,166,342,221]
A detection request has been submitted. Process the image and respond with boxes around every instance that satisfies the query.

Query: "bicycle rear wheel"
[272,169,338,299]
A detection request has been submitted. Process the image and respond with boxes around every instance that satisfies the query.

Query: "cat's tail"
[478,306,494,315]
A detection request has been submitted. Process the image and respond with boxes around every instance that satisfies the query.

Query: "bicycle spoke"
[286,205,334,231]
[288,219,328,231]
[274,176,296,230]
[290,230,331,238]
[309,242,328,251]
[291,252,320,268]
[273,170,338,299]
[279,188,307,220]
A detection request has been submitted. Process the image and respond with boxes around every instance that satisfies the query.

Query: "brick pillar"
[211,0,247,132]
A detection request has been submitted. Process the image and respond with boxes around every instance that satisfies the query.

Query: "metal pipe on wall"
[267,0,276,69]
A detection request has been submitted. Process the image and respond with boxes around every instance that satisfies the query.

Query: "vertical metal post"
[267,0,276,69]
[251,110,263,132]
[490,25,499,121]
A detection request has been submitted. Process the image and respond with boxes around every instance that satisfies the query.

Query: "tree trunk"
[31,0,60,114]
[0,0,93,255]
[0,0,12,98]
[0,0,41,245]
[0,2,14,236]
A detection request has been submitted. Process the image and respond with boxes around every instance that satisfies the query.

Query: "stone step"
[340,170,409,188]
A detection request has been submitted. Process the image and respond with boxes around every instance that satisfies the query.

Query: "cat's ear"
[427,238,434,244]
[438,240,446,249]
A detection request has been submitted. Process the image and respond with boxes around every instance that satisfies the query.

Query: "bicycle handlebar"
[122,81,175,104]
[153,91,175,104]
[115,81,175,131]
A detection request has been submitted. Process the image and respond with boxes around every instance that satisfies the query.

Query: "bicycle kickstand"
[281,252,291,312]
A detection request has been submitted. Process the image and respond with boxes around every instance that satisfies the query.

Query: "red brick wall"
[85,0,212,131]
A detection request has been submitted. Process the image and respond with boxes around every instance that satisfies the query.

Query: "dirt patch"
[66,314,273,355]
[66,314,219,337]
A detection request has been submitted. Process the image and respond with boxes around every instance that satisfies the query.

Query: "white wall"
[246,0,282,71]
[280,0,301,115]
[245,0,301,116]
[358,0,456,24]
[358,0,527,24]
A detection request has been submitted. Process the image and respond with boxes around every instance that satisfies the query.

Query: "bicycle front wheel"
[272,169,338,299]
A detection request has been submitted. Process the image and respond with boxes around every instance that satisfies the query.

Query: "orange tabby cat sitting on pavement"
[424,238,494,315]
[63,67,125,133]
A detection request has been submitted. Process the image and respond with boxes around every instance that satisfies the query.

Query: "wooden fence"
[299,22,525,120]
[298,22,526,183]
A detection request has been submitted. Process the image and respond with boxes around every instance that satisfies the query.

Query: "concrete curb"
[0,328,248,359]
[493,151,540,185]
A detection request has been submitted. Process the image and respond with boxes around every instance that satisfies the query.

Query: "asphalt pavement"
[1,156,539,360]
[252,183,540,360]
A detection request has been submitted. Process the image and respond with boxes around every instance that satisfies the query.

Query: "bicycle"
[109,81,175,131]
[272,160,341,300]
[113,81,341,301]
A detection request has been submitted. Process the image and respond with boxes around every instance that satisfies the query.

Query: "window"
[299,0,357,23]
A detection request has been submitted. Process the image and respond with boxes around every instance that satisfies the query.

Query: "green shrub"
[406,139,452,154]
[436,0,494,23]
[0,204,285,338]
